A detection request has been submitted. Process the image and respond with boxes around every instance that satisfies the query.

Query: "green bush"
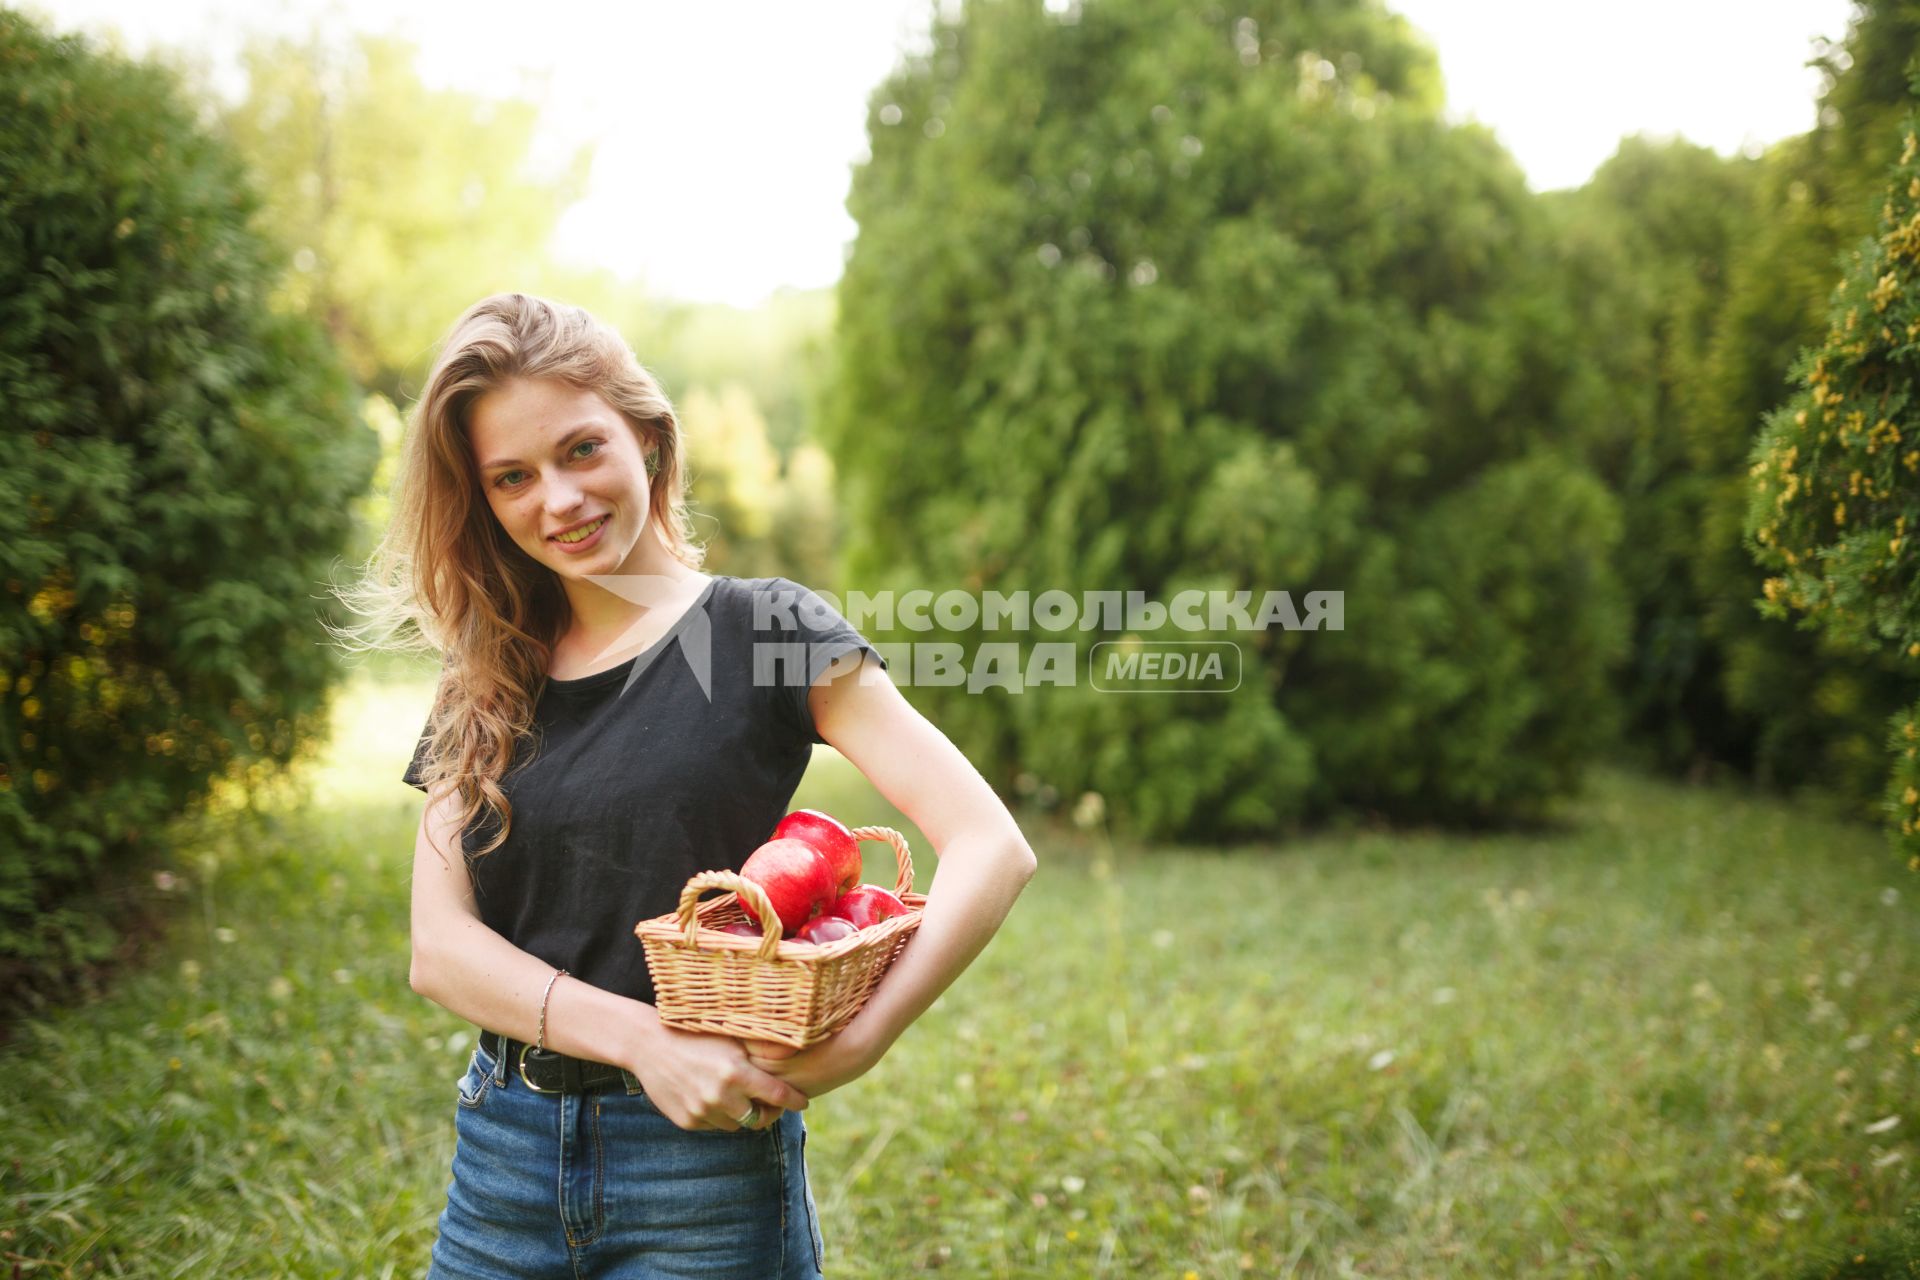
[1671,3,1920,813]
[0,11,378,994]
[821,0,1629,838]
[1691,127,1915,814]
[1747,101,1920,867]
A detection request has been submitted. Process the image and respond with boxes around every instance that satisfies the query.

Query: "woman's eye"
[493,441,596,489]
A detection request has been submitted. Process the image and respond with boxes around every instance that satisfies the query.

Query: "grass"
[1,670,1916,1277]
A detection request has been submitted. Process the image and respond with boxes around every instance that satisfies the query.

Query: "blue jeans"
[426,1035,826,1279]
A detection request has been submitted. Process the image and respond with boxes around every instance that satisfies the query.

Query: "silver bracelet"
[537,967,568,1052]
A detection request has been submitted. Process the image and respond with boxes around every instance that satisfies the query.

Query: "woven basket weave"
[634,825,926,1049]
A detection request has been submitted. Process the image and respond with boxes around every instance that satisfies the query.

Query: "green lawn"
[2,671,1915,1277]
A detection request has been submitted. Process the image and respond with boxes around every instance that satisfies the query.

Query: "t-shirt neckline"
[543,574,726,695]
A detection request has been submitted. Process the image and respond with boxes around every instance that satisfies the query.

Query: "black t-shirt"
[403,574,887,1007]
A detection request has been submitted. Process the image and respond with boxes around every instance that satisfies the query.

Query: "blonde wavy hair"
[334,292,704,855]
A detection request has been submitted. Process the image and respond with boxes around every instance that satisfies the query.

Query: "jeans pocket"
[620,1070,667,1117]
[456,1045,494,1109]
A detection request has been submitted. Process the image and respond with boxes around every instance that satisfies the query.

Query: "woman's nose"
[543,475,585,515]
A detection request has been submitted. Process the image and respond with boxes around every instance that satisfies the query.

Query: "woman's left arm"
[746,652,1038,1095]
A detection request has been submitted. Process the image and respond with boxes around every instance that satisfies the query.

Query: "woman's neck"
[559,524,702,631]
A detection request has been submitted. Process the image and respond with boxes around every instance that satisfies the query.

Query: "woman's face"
[468,376,664,582]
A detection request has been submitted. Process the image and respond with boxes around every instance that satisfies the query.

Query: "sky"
[24,0,1864,308]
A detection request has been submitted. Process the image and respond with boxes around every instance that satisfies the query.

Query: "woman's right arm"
[407,785,807,1130]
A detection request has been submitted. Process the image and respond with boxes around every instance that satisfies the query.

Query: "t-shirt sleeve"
[402,718,431,792]
[757,577,889,746]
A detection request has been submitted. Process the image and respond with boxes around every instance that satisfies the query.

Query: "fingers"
[709,1097,785,1132]
[746,1066,809,1113]
[743,1037,799,1061]
[656,1035,809,1130]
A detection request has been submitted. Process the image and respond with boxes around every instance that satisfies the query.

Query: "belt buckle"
[517,1042,561,1094]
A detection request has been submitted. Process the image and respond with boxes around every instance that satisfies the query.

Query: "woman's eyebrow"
[480,423,604,470]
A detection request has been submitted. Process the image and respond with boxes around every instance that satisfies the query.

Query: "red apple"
[795,916,859,946]
[713,920,766,939]
[738,838,836,935]
[772,809,862,896]
[828,884,910,929]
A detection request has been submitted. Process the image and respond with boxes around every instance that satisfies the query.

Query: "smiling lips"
[549,514,609,545]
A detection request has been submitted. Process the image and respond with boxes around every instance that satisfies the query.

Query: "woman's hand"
[742,1023,882,1100]
[628,1020,810,1132]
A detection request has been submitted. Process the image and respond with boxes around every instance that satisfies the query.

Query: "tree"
[1547,137,1827,784]
[821,0,1628,838]
[220,31,592,400]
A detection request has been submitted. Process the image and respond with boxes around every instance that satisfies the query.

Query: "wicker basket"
[634,825,926,1049]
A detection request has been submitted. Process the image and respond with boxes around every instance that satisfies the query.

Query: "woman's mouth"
[548,514,609,552]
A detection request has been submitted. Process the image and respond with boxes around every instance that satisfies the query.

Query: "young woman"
[346,293,1037,1278]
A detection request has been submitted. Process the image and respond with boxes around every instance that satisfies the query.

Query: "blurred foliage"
[219,30,844,583]
[1545,138,1765,781]
[220,30,591,403]
[822,0,1630,839]
[0,10,378,996]
[648,288,839,458]
[680,382,842,586]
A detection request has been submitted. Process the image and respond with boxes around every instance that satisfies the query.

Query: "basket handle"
[676,870,783,960]
[848,825,915,898]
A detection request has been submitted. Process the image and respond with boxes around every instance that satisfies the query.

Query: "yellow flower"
[1872,272,1901,313]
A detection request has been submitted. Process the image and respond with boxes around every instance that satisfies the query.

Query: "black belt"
[480,1029,631,1096]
